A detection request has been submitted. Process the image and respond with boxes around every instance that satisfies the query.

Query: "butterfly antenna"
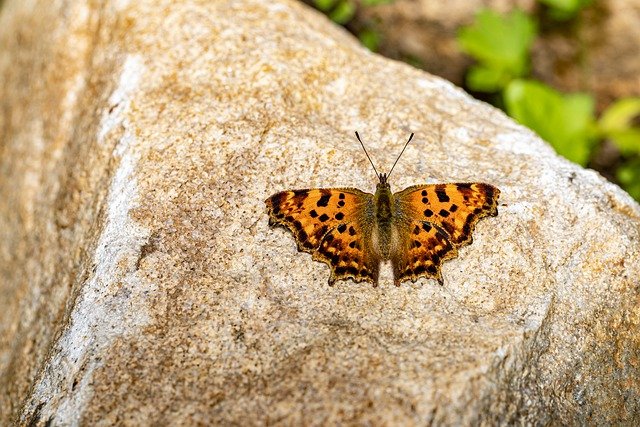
[355,131,380,177]
[387,133,414,179]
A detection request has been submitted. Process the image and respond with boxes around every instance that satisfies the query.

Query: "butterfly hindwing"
[313,220,380,286]
[391,220,457,286]
[265,188,378,285]
[395,183,500,247]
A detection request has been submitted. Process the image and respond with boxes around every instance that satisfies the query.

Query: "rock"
[0,0,638,425]
[361,0,640,110]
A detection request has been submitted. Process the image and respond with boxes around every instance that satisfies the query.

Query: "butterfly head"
[377,172,390,189]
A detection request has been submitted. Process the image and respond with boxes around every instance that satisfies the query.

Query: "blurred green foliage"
[314,0,356,24]
[538,0,593,20]
[312,0,392,50]
[598,98,640,155]
[358,27,381,51]
[458,6,640,202]
[504,80,596,165]
[617,159,640,202]
[457,9,536,92]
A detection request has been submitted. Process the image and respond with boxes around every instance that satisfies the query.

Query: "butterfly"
[265,132,500,287]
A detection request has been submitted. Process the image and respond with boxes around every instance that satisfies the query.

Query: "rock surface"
[1,0,639,425]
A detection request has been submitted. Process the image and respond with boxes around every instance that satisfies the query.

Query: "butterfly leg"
[392,262,403,287]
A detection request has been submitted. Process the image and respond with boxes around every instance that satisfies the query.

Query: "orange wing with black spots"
[313,220,380,285]
[395,183,500,247]
[265,188,378,285]
[390,182,500,285]
[266,180,500,287]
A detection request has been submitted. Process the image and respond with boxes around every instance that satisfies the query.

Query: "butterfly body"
[372,174,396,259]
[266,173,500,287]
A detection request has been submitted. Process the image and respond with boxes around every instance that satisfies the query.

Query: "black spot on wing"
[319,213,330,222]
[413,265,427,275]
[317,193,331,207]
[436,187,450,203]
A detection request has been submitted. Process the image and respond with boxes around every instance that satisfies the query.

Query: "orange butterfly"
[265,132,500,287]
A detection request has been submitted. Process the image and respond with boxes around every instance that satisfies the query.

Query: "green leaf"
[616,158,640,202]
[539,0,592,20]
[466,65,509,92]
[328,0,356,24]
[504,79,596,165]
[314,0,337,12]
[598,97,640,154]
[358,27,381,51]
[457,9,537,90]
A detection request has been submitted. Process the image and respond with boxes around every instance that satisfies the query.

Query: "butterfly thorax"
[373,178,397,259]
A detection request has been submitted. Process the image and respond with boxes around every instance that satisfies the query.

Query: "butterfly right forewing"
[395,183,500,247]
[391,182,500,285]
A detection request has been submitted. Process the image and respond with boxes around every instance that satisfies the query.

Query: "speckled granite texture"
[0,0,638,425]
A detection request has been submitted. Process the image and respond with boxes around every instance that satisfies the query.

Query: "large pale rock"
[1,0,639,425]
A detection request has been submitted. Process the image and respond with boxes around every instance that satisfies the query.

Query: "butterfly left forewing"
[266,188,368,252]
[265,188,379,285]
